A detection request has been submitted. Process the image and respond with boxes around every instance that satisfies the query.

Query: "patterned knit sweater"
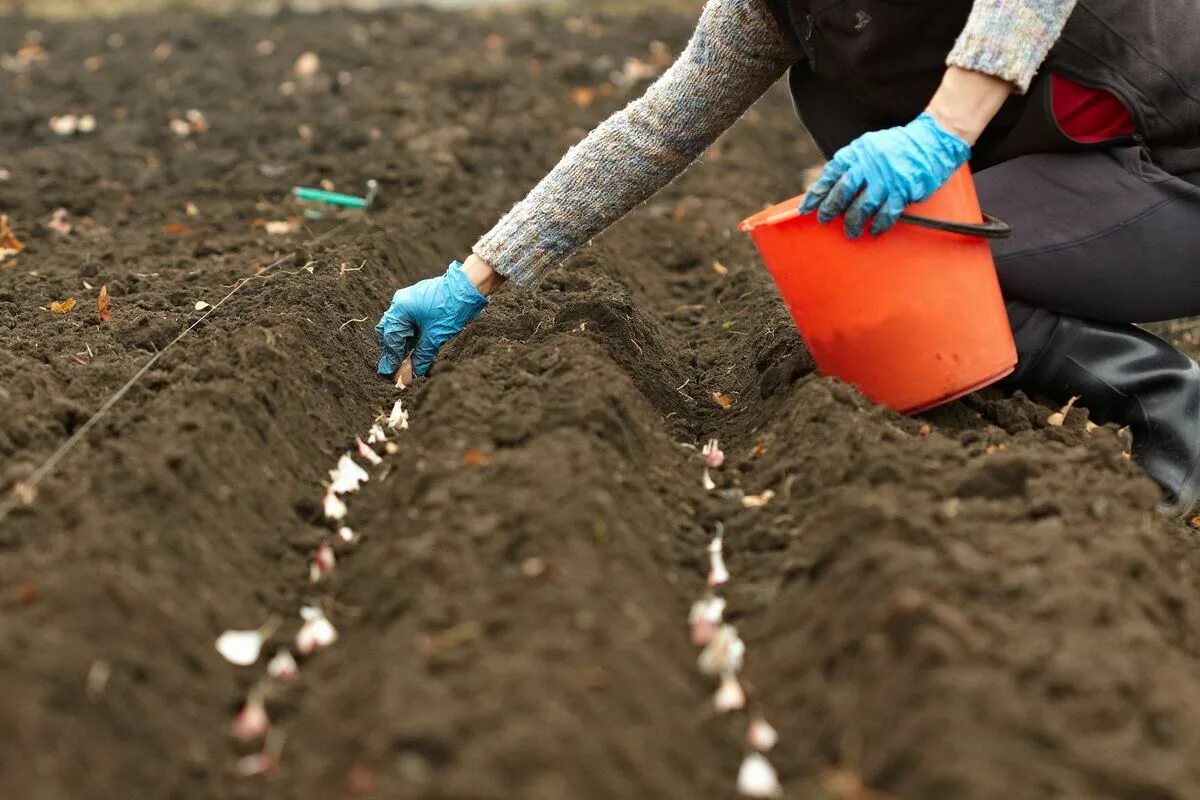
[474,0,1077,287]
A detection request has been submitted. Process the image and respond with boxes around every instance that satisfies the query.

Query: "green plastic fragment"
[292,186,368,209]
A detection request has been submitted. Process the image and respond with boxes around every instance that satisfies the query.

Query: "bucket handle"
[898,211,1012,239]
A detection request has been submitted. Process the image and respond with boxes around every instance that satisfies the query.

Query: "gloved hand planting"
[801,112,971,239]
[375,260,488,379]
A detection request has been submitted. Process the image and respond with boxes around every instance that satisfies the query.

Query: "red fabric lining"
[1051,74,1136,143]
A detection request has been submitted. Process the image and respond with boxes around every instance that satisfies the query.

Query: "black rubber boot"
[1004,302,1200,517]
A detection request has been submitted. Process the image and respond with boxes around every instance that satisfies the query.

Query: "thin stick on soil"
[0,218,361,525]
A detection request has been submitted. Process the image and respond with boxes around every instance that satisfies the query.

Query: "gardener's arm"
[805,0,1077,237]
[377,0,800,378]
[468,0,800,291]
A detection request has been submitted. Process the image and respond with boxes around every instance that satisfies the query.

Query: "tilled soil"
[3,6,1200,800]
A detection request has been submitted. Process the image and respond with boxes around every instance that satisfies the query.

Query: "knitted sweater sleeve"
[473,0,800,288]
[947,0,1078,92]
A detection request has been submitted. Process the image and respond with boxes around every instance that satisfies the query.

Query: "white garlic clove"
[737,753,782,798]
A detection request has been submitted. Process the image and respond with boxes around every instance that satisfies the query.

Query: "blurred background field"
[1,0,704,18]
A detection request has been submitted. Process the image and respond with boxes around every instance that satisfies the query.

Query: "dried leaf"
[0,214,26,264]
[97,284,111,322]
[463,449,488,467]
[263,218,300,236]
[711,391,734,410]
[50,298,77,314]
[742,490,775,509]
[185,109,208,133]
[12,481,36,505]
[570,86,596,108]
[294,51,320,78]
[15,582,39,606]
[161,223,195,236]
[49,114,79,136]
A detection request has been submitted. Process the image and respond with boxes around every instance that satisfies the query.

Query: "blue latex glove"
[375,260,488,378]
[800,112,971,239]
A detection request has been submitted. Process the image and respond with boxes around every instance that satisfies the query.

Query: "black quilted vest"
[764,0,1200,173]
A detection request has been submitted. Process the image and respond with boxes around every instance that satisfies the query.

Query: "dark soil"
[3,6,1200,800]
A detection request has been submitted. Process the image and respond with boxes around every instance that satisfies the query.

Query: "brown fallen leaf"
[50,298,77,314]
[712,391,734,410]
[161,223,195,236]
[12,481,36,506]
[97,284,111,322]
[0,214,26,265]
[263,218,300,235]
[463,449,489,467]
[570,86,596,108]
[15,582,39,606]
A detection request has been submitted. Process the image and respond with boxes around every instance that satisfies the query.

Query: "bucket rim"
[738,195,805,233]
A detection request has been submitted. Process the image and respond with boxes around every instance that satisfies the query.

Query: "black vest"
[765,0,1200,174]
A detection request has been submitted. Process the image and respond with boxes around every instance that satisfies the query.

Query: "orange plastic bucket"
[739,166,1016,414]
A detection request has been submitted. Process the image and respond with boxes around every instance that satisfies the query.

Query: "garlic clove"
[216,630,265,666]
[266,649,299,683]
[737,752,782,798]
[714,671,747,713]
[387,399,409,430]
[746,716,779,752]
[328,454,369,495]
[698,624,745,676]
[235,752,278,777]
[356,437,383,466]
[708,550,730,587]
[295,608,338,655]
[1047,395,1080,427]
[231,692,270,741]
[702,438,725,469]
[310,543,336,583]
[323,491,348,521]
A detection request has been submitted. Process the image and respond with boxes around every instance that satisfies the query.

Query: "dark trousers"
[977,147,1200,341]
